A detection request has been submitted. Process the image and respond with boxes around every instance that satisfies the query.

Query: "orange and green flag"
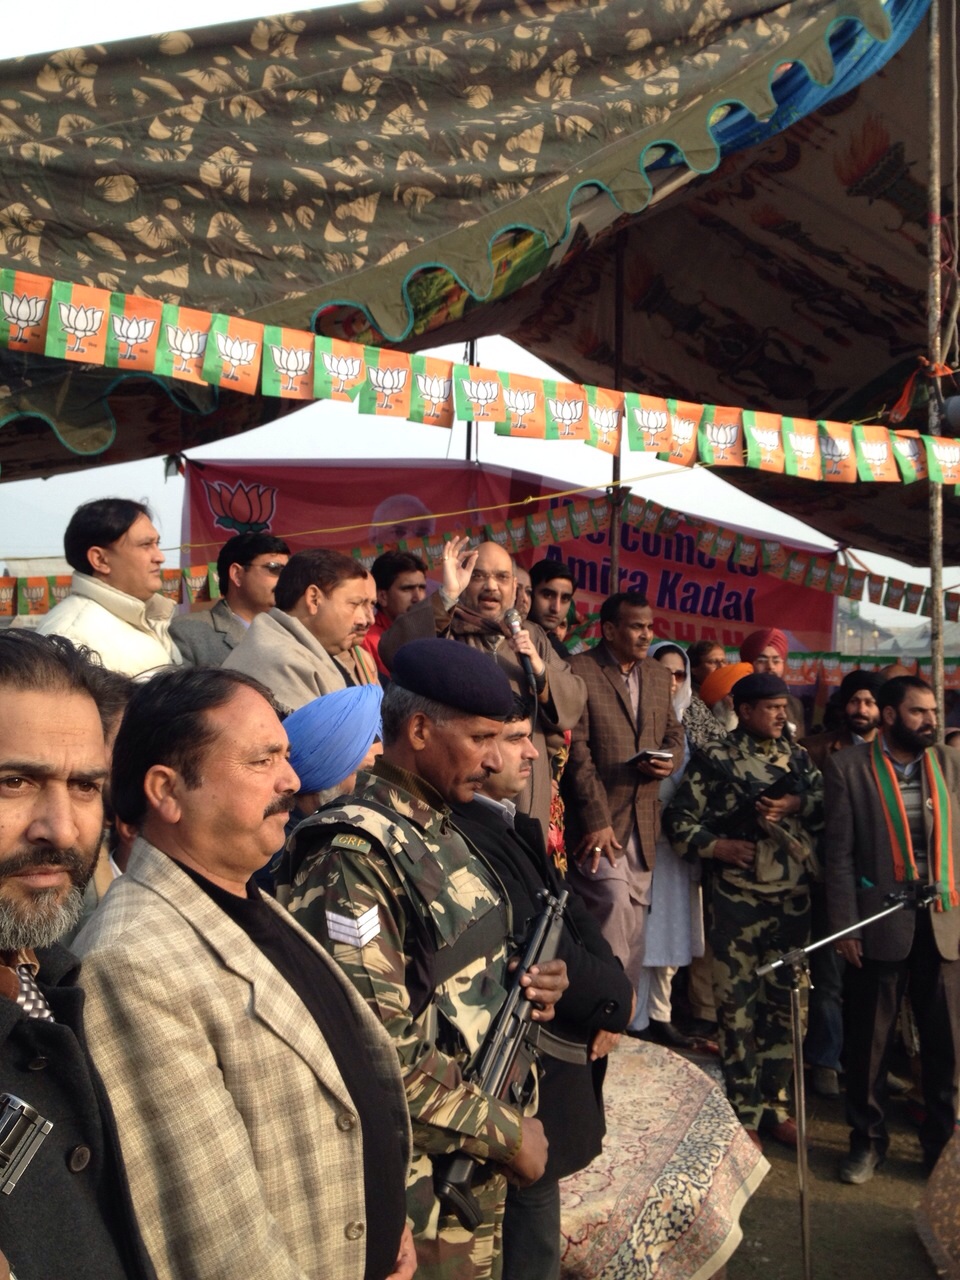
[584,386,623,454]
[544,380,588,440]
[867,575,885,605]
[358,349,413,419]
[46,281,110,365]
[891,429,928,483]
[625,393,672,454]
[844,567,868,600]
[818,421,858,482]
[314,337,366,403]
[883,579,907,609]
[924,436,960,485]
[160,569,183,604]
[105,294,163,371]
[0,270,52,354]
[262,326,315,400]
[202,314,263,394]
[409,355,455,427]
[781,417,822,479]
[17,577,50,615]
[493,372,547,438]
[698,404,744,467]
[743,411,785,472]
[155,305,214,386]
[0,577,15,617]
[853,424,898,482]
[661,400,700,466]
[453,363,506,423]
[826,562,850,594]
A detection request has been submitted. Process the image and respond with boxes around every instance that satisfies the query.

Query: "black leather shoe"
[646,1019,697,1049]
[839,1148,884,1185]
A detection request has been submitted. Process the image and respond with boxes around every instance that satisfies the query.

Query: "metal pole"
[789,969,813,1280]
[465,339,477,463]
[609,230,626,592]
[928,0,945,722]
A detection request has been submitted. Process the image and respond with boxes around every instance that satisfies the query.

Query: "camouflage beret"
[391,637,514,718]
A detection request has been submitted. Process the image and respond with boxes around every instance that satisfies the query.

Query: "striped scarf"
[869,736,958,911]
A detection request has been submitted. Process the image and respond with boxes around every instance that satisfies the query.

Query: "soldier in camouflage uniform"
[663,672,823,1147]
[280,639,566,1280]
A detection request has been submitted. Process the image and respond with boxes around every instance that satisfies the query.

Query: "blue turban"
[284,685,383,794]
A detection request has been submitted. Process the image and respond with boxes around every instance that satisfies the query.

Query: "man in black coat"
[0,631,153,1280]
[453,696,634,1280]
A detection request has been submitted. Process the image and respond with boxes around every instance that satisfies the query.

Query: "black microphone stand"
[756,881,940,1280]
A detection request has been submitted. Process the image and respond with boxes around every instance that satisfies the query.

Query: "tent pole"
[465,339,476,462]
[928,0,944,723]
[609,230,627,592]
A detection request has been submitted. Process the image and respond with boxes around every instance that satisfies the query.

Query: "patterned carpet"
[560,1039,769,1279]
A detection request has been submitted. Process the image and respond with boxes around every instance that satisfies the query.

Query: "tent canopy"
[0,0,954,565]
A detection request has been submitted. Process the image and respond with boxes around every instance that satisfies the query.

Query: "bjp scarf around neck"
[869,736,958,911]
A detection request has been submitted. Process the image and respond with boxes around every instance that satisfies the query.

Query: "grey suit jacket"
[169,598,247,666]
[824,742,960,962]
[223,607,347,713]
[74,839,411,1280]
[562,643,684,868]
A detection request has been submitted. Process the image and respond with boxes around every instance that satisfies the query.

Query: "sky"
[1,0,949,632]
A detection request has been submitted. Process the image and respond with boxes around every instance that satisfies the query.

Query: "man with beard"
[74,667,415,1280]
[825,676,960,1184]
[379,537,585,834]
[0,630,154,1280]
[800,669,884,1098]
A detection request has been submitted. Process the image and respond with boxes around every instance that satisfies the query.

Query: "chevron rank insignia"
[325,905,380,948]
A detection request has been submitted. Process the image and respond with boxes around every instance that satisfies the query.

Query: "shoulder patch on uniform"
[325,905,380,948]
[330,832,373,853]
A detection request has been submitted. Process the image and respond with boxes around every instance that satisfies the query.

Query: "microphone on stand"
[504,608,538,700]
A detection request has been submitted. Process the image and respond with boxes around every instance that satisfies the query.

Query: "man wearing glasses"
[171,532,289,666]
[380,537,585,835]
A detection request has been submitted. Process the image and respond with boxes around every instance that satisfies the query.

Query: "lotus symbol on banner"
[670,417,696,456]
[894,435,921,464]
[322,352,362,394]
[22,585,45,607]
[59,302,104,354]
[204,479,277,534]
[50,581,71,604]
[504,387,537,429]
[820,434,850,475]
[461,379,499,417]
[368,365,407,411]
[860,440,888,472]
[112,314,156,361]
[706,421,738,460]
[270,345,312,393]
[634,407,667,447]
[415,373,452,418]
[2,291,47,342]
[751,426,780,462]
[0,585,13,610]
[216,332,258,382]
[789,433,816,463]
[549,399,583,437]
[589,404,620,446]
[166,326,208,373]
[932,442,960,473]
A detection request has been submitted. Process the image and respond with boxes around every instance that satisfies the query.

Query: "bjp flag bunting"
[202,315,263,395]
[493,372,548,438]
[155,304,213,386]
[662,400,700,467]
[625,393,673,454]
[781,417,822,480]
[0,270,52,355]
[544,380,589,441]
[314,337,366,403]
[262,326,315,400]
[408,355,455,428]
[453,364,506,423]
[819,421,858,483]
[853,424,899,482]
[105,294,163,372]
[45,282,110,366]
[697,405,744,468]
[743,411,785,473]
[891,430,928,483]
[357,349,413,419]
[584,386,623,454]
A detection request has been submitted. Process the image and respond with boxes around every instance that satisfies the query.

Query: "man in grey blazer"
[170,531,289,666]
[825,675,960,1185]
[74,667,415,1280]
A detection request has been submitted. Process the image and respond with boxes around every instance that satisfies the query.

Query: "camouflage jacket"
[282,759,525,1179]
[663,727,824,894]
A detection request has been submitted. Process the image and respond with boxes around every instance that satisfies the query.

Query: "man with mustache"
[825,676,960,1184]
[74,667,415,1280]
[379,537,586,835]
[0,630,154,1280]
[285,640,566,1280]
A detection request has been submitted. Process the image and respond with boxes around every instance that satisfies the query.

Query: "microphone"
[504,608,537,696]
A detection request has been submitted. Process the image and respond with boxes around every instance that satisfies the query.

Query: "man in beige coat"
[74,666,414,1280]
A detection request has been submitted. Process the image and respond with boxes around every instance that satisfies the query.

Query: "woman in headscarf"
[629,641,706,1048]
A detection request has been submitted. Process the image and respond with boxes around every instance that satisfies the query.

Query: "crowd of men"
[2,494,958,1280]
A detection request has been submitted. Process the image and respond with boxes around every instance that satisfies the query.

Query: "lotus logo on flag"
[216,332,258,382]
[0,585,13,608]
[706,421,738,459]
[809,563,828,588]
[22,585,45,607]
[270,345,312,393]
[751,426,781,462]
[368,365,407,411]
[588,404,619,446]
[204,479,277,534]
[167,326,208,374]
[715,532,735,558]
[634,407,667,445]
[894,435,921,463]
[461,379,499,416]
[530,517,548,542]
[549,398,583,436]
[187,573,208,599]
[415,373,451,418]
[112,314,156,361]
[2,291,47,342]
[860,440,888,471]
[322,352,361,394]
[59,302,104,354]
[504,387,537,429]
[820,434,850,474]
[50,581,71,603]
[788,560,807,583]
[789,433,816,461]
[932,441,960,469]
[670,417,696,455]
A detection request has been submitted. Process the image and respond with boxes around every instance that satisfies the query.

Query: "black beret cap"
[391,638,515,718]
[731,672,790,705]
[838,669,885,704]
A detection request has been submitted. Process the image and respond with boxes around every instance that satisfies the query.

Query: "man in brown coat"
[379,536,585,835]
[561,592,684,984]
[825,676,960,1184]
[801,670,883,770]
